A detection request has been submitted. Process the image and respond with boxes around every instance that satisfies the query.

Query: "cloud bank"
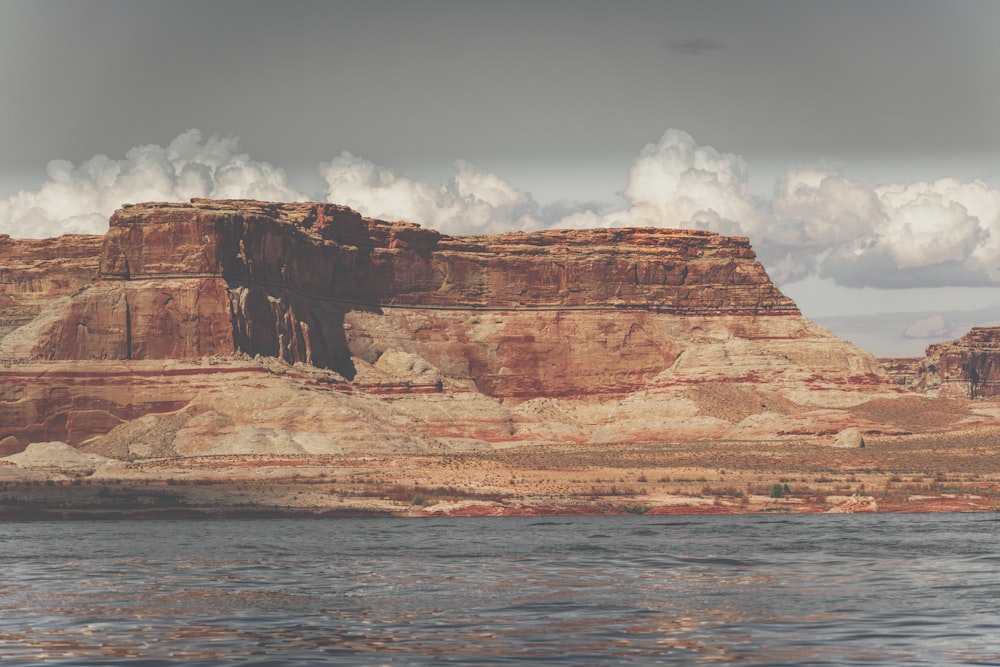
[4,128,1000,294]
[319,154,542,236]
[0,130,305,238]
[318,129,1000,291]
[320,129,764,239]
[771,171,1000,286]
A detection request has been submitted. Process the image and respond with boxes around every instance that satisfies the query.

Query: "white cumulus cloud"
[317,129,1000,291]
[0,130,306,238]
[7,127,1000,294]
[319,153,542,235]
[773,172,1000,287]
[877,178,1000,277]
[608,129,764,237]
[320,129,765,241]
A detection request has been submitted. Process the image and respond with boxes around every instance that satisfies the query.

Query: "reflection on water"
[1,515,999,665]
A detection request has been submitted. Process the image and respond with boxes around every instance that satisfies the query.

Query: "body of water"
[1,514,998,665]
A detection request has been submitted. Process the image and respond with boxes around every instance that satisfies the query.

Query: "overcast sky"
[2,0,999,356]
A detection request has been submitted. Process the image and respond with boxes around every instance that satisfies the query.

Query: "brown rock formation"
[878,357,941,393]
[0,234,101,354]
[925,327,1000,398]
[26,199,875,398]
[2,199,896,451]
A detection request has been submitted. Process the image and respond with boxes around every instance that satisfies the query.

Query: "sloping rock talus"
[25,199,880,398]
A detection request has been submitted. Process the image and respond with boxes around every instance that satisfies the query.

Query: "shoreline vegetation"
[3,429,999,520]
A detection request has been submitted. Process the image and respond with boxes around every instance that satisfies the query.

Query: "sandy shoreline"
[4,426,999,519]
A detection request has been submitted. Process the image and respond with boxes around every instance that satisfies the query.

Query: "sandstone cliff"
[27,200,876,394]
[0,234,101,357]
[924,327,1000,399]
[880,328,1000,399]
[878,357,941,393]
[1,199,895,452]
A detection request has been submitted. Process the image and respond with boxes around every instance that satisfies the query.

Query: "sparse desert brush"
[878,486,913,503]
[699,484,739,497]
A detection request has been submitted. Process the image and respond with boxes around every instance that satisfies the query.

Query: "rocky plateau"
[2,199,999,517]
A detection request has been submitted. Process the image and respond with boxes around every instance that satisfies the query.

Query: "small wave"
[527,520,574,526]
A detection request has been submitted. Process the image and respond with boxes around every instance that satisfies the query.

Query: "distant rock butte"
[2,199,900,452]
[880,328,1000,399]
[926,327,1000,399]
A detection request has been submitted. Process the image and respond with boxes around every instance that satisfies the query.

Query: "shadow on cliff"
[228,284,382,381]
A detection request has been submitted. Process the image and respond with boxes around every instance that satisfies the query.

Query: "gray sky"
[2,0,1000,356]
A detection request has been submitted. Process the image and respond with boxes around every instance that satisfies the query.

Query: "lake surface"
[1,514,998,666]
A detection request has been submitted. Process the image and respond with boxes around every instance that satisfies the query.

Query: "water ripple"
[1,514,998,665]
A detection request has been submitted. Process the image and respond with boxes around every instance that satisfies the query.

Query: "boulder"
[833,427,865,448]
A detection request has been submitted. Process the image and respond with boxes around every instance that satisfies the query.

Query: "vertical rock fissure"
[124,294,133,360]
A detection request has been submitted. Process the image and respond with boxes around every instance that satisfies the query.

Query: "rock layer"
[0,234,101,356]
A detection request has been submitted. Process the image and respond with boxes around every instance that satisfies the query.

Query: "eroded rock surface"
[882,328,1000,399]
[1,199,899,454]
[926,327,1000,399]
[879,357,941,393]
[26,200,882,395]
[0,234,101,358]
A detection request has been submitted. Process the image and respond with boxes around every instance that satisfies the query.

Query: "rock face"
[879,357,941,393]
[0,234,101,357]
[925,327,1000,399]
[1,199,894,451]
[882,327,1000,399]
[25,199,878,397]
